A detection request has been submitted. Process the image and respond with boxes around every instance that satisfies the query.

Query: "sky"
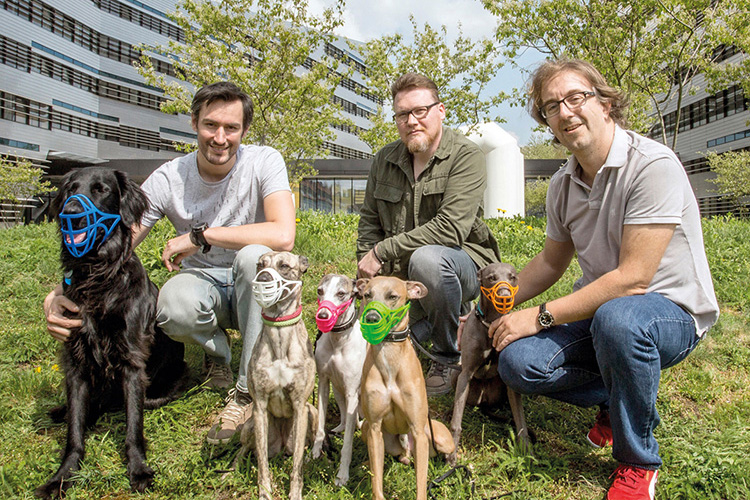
[308,0,543,146]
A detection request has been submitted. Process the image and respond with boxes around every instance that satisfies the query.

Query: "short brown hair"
[390,73,440,102]
[527,59,628,128]
[191,81,254,131]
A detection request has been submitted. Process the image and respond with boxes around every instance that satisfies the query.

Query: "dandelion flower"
[52,364,60,371]
[35,366,42,373]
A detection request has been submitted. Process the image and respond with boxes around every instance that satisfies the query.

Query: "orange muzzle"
[480,281,518,314]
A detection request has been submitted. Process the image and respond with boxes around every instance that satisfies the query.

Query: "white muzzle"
[251,267,302,308]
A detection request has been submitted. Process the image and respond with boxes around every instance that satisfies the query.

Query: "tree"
[520,133,569,159]
[482,0,747,150]
[355,16,507,152]
[0,156,52,224]
[136,0,348,184]
[707,150,750,211]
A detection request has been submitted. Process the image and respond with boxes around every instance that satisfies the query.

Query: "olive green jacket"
[356,126,501,278]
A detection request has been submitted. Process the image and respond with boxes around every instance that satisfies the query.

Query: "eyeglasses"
[393,102,440,124]
[539,91,596,120]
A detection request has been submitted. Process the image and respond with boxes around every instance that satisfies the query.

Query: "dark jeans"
[497,293,701,469]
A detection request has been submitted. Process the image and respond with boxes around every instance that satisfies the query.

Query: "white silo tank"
[461,122,525,218]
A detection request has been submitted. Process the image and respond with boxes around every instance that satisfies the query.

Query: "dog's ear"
[114,170,149,226]
[405,281,428,300]
[298,255,309,274]
[50,171,75,220]
[355,278,369,298]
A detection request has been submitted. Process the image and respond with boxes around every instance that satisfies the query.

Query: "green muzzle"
[360,300,410,345]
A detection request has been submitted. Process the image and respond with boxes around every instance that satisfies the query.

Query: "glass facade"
[300,178,368,214]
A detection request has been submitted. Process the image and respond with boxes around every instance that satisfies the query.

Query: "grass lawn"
[0,211,748,499]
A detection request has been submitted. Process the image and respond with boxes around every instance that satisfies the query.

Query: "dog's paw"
[311,439,323,459]
[128,463,155,493]
[35,479,68,499]
[334,469,349,487]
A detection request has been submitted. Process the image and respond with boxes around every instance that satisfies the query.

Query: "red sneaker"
[587,410,613,448]
[607,465,658,500]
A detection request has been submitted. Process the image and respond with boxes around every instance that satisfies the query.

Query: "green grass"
[0,212,748,499]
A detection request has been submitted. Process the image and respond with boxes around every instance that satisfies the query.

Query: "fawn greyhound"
[357,276,454,500]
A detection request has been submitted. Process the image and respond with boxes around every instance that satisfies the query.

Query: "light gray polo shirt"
[546,126,719,336]
[141,144,291,269]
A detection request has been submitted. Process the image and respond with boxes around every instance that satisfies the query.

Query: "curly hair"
[527,59,629,129]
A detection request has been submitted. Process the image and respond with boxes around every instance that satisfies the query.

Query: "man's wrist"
[372,245,384,265]
[190,223,211,253]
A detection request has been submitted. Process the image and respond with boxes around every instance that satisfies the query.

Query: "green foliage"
[707,150,750,211]
[524,178,550,217]
[483,0,749,149]
[521,133,569,160]
[356,16,507,152]
[0,156,53,224]
[1,215,749,499]
[136,0,348,184]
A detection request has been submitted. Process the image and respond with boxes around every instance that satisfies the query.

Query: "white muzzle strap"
[251,267,302,308]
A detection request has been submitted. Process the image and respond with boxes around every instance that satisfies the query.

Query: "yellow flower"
[52,364,60,371]
[527,225,533,230]
[497,208,506,213]
[35,366,42,373]
[521,220,526,224]
[295,218,301,223]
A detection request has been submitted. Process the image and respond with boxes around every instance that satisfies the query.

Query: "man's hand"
[161,233,199,272]
[487,307,541,353]
[357,247,383,279]
[44,286,82,342]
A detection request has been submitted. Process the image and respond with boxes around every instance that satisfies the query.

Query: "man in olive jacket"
[357,72,500,396]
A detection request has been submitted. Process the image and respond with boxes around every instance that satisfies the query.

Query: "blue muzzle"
[59,194,121,258]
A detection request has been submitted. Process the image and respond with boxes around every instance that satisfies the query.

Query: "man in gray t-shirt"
[486,60,718,500]
[45,82,296,446]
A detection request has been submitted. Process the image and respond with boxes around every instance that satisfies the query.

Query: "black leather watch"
[537,303,555,329]
[190,223,211,254]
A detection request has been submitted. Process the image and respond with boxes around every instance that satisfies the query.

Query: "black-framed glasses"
[539,91,596,119]
[393,102,440,124]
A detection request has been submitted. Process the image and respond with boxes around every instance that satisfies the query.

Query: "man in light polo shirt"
[487,59,719,500]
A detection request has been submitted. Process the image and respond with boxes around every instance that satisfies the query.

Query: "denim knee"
[408,245,443,286]
[497,341,542,395]
[233,244,270,280]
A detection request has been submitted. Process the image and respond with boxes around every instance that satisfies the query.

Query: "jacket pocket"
[373,183,404,236]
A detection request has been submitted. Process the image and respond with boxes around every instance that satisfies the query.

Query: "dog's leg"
[330,383,347,433]
[253,397,273,500]
[365,419,387,500]
[312,374,329,459]
[36,371,90,499]
[288,400,309,500]
[507,388,532,453]
[410,420,430,500]
[448,369,474,466]
[335,389,358,486]
[122,366,155,492]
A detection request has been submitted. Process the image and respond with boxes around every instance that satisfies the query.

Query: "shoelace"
[610,466,645,491]
[219,389,250,422]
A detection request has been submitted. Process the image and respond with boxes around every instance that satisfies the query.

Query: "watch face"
[538,311,554,328]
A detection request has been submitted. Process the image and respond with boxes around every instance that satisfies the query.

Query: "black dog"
[36,167,186,499]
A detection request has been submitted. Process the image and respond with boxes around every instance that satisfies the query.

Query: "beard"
[406,137,430,154]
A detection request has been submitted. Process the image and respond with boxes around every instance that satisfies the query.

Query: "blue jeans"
[156,244,270,393]
[497,293,701,469]
[408,245,480,365]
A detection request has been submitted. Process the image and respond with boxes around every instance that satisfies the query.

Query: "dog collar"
[328,308,357,333]
[261,305,303,327]
[382,327,409,342]
[474,302,493,329]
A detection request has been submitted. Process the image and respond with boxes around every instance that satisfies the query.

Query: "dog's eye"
[336,291,346,298]
[317,287,324,297]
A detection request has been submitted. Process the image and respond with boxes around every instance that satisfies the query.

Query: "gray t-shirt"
[546,126,719,336]
[141,144,291,269]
